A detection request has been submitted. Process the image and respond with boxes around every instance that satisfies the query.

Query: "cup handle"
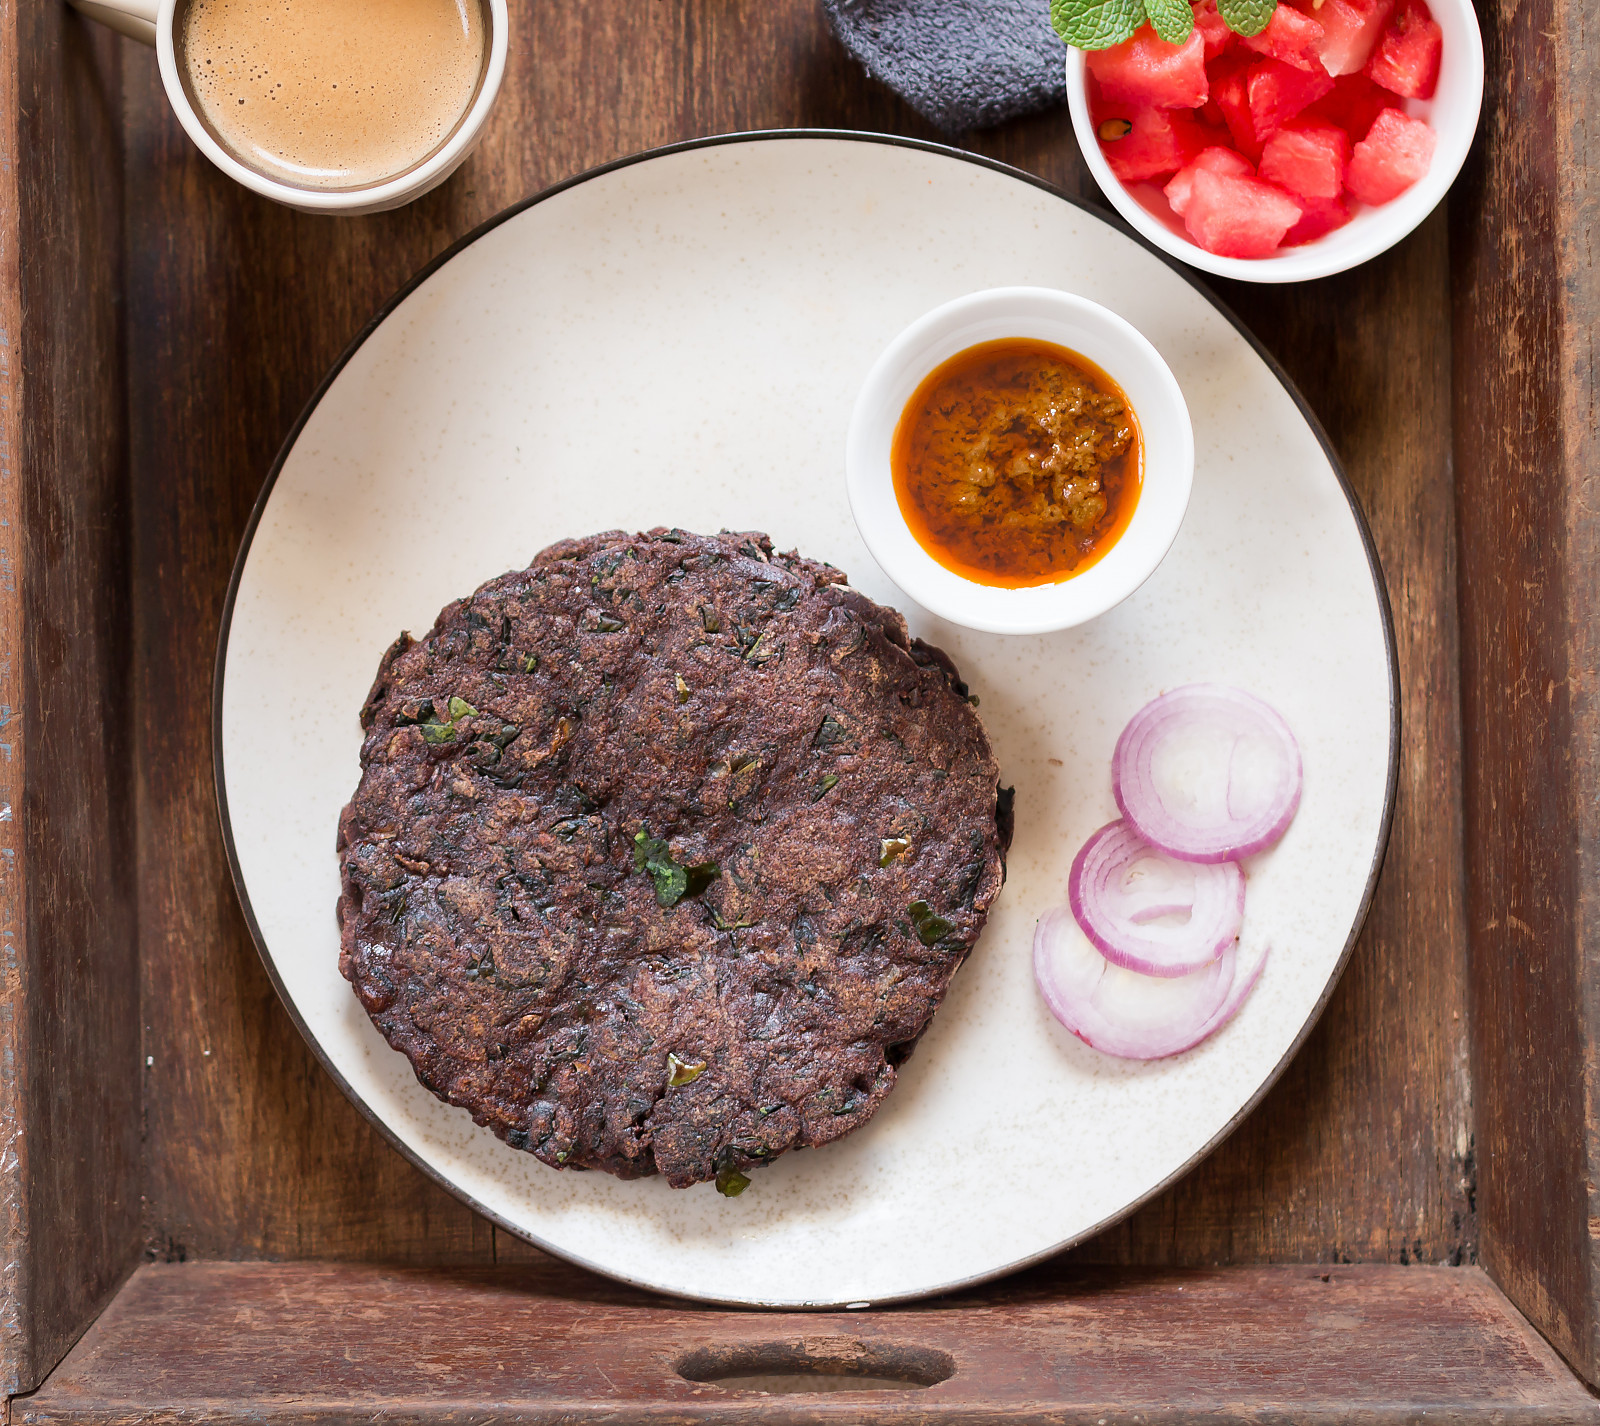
[67,0,158,45]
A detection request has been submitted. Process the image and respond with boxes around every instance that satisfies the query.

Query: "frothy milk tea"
[181,0,486,191]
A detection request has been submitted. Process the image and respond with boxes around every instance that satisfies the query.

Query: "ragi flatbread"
[337,529,1011,1191]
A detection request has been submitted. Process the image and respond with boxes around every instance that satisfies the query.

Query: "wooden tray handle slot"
[675,1337,956,1394]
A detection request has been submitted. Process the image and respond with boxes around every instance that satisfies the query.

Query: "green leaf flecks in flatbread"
[1217,0,1278,38]
[633,827,687,906]
[666,1051,706,1087]
[633,826,720,909]
[908,899,955,948]
[1144,0,1196,44]
[1050,0,1144,49]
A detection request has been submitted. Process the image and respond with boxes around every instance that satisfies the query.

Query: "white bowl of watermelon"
[1064,0,1483,281]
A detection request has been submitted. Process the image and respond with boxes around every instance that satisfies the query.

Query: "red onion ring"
[1113,685,1302,863]
[1199,930,1270,1041]
[1069,820,1244,978]
[1034,909,1271,1061]
[1033,906,1238,1060]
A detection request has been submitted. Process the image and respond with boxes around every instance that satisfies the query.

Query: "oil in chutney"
[891,338,1142,588]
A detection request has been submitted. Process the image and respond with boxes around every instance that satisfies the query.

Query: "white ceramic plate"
[216,133,1396,1309]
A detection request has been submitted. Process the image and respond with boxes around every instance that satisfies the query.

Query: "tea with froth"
[180,0,486,191]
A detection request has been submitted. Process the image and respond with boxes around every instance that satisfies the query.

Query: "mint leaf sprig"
[1145,0,1198,42]
[1217,0,1278,36]
[1051,0,1277,50]
[1051,0,1143,47]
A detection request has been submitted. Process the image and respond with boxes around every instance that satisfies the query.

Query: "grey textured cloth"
[822,0,1069,133]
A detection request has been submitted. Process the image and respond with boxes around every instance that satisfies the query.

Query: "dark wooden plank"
[1449,0,1600,1385]
[0,0,141,1397]
[20,1261,1596,1423]
[125,0,1470,1272]
[0,2,28,1388]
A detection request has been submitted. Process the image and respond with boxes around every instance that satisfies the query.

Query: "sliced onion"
[1034,906,1237,1060]
[1195,930,1270,1042]
[1113,684,1302,864]
[1034,909,1270,1061]
[1069,819,1244,978]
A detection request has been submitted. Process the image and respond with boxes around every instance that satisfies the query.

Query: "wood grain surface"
[124,0,1473,1276]
[22,1260,1598,1423]
[1450,0,1600,1385]
[0,0,27,1390]
[21,0,1600,1402]
[0,0,141,1398]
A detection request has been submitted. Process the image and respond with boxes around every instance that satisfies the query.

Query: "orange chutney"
[891,338,1142,588]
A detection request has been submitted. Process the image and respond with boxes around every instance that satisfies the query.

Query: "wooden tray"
[1,0,1596,1414]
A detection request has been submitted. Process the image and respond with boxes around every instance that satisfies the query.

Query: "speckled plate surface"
[216,133,1397,1309]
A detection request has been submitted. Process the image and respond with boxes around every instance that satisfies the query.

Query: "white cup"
[68,0,508,216]
[846,287,1194,636]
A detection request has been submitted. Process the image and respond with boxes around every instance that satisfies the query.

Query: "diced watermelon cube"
[1259,119,1350,199]
[1313,0,1396,75]
[1346,107,1435,202]
[1283,194,1353,244]
[1307,72,1397,142]
[1247,58,1335,139]
[1164,146,1256,216]
[1192,0,1237,58]
[1366,0,1443,98]
[1095,102,1214,182]
[1210,57,1263,159]
[1242,5,1325,72]
[1087,26,1209,108]
[1183,169,1304,257]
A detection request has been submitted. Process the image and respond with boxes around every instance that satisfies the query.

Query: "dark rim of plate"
[211,129,1402,1312]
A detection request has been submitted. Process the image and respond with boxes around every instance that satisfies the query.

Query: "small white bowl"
[1065,0,1484,283]
[846,287,1194,636]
